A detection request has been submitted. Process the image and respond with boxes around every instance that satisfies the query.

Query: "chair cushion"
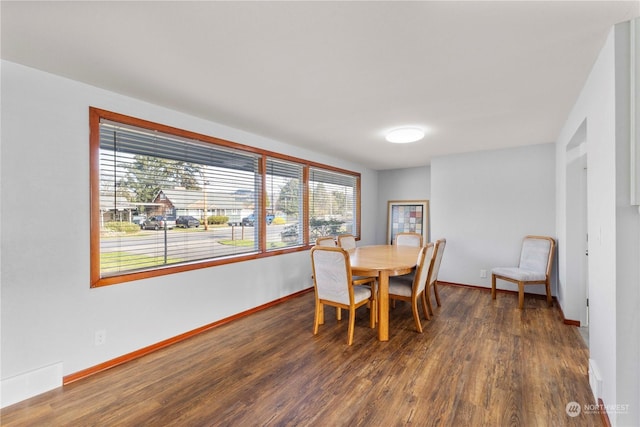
[352,285,373,304]
[492,267,546,282]
[389,277,413,297]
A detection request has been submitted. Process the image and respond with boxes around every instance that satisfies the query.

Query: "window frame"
[90,107,360,287]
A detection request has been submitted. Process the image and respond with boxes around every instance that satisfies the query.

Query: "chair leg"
[411,297,423,333]
[434,281,442,307]
[369,286,377,328]
[370,299,377,328]
[318,301,324,325]
[423,291,433,319]
[545,280,552,307]
[491,274,497,299]
[313,301,322,334]
[421,292,431,321]
[518,282,525,309]
[347,308,356,345]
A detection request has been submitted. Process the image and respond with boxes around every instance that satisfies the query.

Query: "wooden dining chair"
[491,235,556,309]
[313,236,339,318]
[337,233,376,314]
[388,243,436,333]
[390,232,424,295]
[310,246,377,345]
[424,238,446,315]
[394,232,423,247]
[337,234,356,250]
[315,236,336,247]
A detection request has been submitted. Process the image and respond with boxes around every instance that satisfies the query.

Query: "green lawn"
[219,239,287,249]
[101,251,184,273]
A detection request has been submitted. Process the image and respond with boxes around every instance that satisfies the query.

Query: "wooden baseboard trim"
[556,302,581,326]
[63,287,314,385]
[437,281,489,291]
[438,281,581,325]
[599,398,612,427]
[438,281,551,300]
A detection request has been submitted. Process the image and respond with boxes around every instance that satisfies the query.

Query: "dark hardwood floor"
[1,284,600,426]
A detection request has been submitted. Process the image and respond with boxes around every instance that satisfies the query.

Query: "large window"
[265,158,304,250]
[90,108,360,287]
[309,167,358,240]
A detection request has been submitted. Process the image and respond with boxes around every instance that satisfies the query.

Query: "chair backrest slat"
[428,238,447,287]
[337,234,356,250]
[519,236,554,274]
[315,236,336,247]
[395,232,423,247]
[311,247,352,304]
[414,243,436,294]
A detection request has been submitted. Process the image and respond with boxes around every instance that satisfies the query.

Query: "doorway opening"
[565,119,589,344]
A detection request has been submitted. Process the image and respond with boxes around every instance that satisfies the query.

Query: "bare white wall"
[376,166,430,244]
[555,22,640,426]
[430,144,556,290]
[0,60,379,406]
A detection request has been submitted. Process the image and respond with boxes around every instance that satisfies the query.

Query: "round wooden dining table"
[348,245,421,341]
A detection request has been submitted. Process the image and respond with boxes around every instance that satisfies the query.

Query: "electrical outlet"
[94,330,106,346]
[480,269,487,278]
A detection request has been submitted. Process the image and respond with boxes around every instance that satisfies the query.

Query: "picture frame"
[386,200,429,245]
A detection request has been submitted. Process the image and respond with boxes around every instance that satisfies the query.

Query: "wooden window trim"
[90,107,360,287]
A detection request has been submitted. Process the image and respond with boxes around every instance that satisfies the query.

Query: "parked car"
[176,215,200,228]
[141,215,176,230]
[280,224,299,243]
[242,212,275,226]
[132,214,147,225]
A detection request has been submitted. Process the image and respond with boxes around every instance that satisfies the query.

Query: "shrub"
[104,221,140,234]
[272,217,286,225]
[309,217,345,238]
[281,224,299,243]
[208,215,229,225]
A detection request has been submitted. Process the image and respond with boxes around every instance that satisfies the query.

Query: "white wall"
[430,144,556,289]
[613,22,640,426]
[376,166,430,244]
[0,60,379,406]
[555,22,640,426]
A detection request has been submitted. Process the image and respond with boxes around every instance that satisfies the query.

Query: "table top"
[348,244,420,276]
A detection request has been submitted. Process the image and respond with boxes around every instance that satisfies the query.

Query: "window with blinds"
[265,158,304,250]
[90,108,360,287]
[97,119,260,280]
[309,167,359,240]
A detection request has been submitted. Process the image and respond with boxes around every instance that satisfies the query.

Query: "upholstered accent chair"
[310,246,377,345]
[337,234,357,250]
[491,235,556,309]
[388,243,436,333]
[394,232,423,247]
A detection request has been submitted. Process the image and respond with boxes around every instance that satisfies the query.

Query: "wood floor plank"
[1,285,602,426]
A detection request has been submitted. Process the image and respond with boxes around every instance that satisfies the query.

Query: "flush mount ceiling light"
[385,127,425,143]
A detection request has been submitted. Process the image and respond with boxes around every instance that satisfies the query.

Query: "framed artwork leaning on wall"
[386,200,429,245]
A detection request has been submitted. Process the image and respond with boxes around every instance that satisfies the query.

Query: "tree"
[119,155,202,204]
[276,178,300,216]
[331,190,346,215]
[310,183,329,217]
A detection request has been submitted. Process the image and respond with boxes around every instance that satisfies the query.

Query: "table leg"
[378,271,389,341]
